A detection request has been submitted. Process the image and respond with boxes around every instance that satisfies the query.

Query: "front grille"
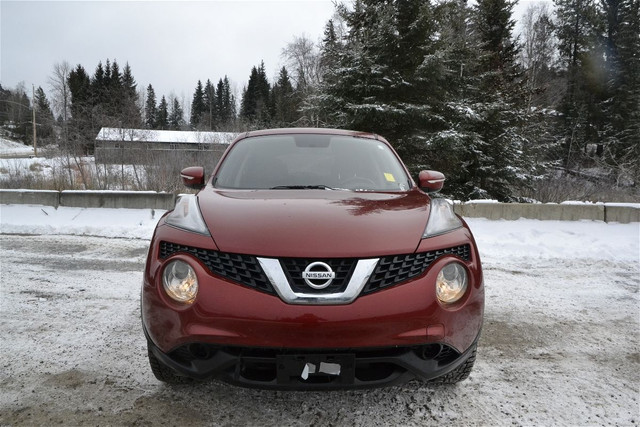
[159,241,274,294]
[160,241,470,298]
[363,244,470,294]
[280,258,357,294]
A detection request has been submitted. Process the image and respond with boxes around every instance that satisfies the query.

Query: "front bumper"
[145,328,481,390]
[141,224,484,389]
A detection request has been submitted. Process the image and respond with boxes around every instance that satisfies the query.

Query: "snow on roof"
[96,127,237,144]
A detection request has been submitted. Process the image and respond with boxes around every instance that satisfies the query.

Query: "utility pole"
[32,84,37,157]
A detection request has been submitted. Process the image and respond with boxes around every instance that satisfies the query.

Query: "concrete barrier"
[59,191,175,210]
[0,189,174,210]
[1,189,638,223]
[605,205,640,223]
[0,189,60,207]
[454,202,606,221]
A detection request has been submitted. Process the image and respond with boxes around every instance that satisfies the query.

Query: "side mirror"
[180,166,205,190]
[418,170,445,193]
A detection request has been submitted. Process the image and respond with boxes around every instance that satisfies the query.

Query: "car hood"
[197,187,431,258]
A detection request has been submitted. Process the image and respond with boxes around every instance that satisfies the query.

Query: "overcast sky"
[1,0,336,105]
[2,0,546,111]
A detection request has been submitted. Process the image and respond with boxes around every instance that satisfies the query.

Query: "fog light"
[162,260,198,303]
[436,262,468,304]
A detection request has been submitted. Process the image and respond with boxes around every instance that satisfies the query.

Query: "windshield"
[213,134,412,191]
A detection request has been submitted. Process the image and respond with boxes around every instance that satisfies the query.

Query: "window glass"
[214,135,411,191]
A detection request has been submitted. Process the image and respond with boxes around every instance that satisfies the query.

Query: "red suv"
[142,128,483,389]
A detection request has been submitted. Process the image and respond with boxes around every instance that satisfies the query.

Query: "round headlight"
[436,262,468,304]
[162,260,198,303]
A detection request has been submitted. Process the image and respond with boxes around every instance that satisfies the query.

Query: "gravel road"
[1,232,638,426]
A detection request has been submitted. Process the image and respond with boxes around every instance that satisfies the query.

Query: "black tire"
[430,343,477,384]
[147,346,192,384]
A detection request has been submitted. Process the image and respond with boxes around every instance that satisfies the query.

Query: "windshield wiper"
[270,185,336,190]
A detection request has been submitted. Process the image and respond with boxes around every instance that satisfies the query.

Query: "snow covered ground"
[0,204,638,425]
[0,204,164,239]
[0,137,151,190]
[0,137,34,156]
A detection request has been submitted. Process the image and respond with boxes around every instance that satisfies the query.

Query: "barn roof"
[96,127,237,144]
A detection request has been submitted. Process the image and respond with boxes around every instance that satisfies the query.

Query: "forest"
[1,0,638,201]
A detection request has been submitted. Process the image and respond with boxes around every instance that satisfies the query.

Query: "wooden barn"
[94,127,237,166]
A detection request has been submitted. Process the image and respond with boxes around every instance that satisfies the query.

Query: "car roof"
[241,127,382,141]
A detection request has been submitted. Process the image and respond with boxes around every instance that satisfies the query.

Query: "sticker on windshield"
[384,173,396,182]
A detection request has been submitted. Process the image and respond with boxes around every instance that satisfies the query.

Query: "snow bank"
[466,217,639,262]
[0,204,165,239]
[0,137,34,155]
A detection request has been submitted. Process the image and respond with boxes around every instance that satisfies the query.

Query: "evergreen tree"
[425,0,486,198]
[108,60,123,116]
[92,61,107,106]
[104,59,112,88]
[317,0,448,170]
[0,84,32,142]
[222,76,236,127]
[168,97,184,130]
[553,0,602,168]
[202,79,216,130]
[121,63,137,100]
[271,67,298,126]
[240,62,271,126]
[190,80,206,128]
[145,84,157,129]
[313,0,541,200]
[320,19,339,75]
[216,78,226,128]
[34,87,53,119]
[465,0,534,199]
[225,77,237,125]
[68,64,92,120]
[598,0,640,184]
[157,95,169,130]
[34,86,55,140]
[213,76,236,130]
[68,64,94,151]
[307,19,342,125]
[316,1,401,131]
[120,62,141,127]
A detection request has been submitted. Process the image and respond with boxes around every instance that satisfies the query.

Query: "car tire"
[147,346,192,384]
[430,343,477,384]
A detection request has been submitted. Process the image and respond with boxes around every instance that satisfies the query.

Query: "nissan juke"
[141,128,484,390]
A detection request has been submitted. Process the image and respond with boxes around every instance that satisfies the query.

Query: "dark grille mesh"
[159,241,274,294]
[280,258,357,294]
[363,245,470,294]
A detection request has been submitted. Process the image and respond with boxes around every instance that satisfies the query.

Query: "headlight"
[436,262,468,304]
[165,194,210,235]
[423,198,462,238]
[162,260,198,303]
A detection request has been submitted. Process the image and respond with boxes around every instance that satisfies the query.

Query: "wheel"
[147,346,192,384]
[430,343,477,384]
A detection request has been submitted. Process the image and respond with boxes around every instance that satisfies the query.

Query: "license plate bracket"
[276,354,355,385]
